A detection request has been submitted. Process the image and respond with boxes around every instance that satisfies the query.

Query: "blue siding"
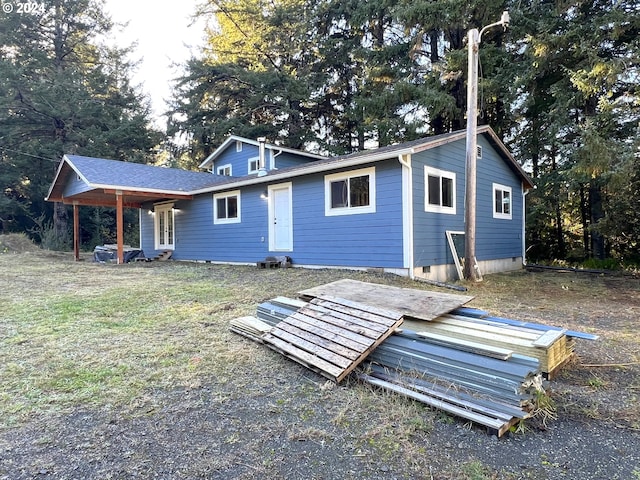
[212,144,260,177]
[475,136,523,260]
[139,133,524,272]
[274,151,318,169]
[412,142,466,267]
[140,159,404,268]
[211,144,319,177]
[411,134,523,268]
[289,159,403,268]
[62,172,93,197]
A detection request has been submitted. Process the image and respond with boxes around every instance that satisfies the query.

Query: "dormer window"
[217,164,232,176]
[248,156,260,174]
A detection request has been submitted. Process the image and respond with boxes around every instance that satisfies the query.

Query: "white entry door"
[155,204,175,250]
[269,183,293,251]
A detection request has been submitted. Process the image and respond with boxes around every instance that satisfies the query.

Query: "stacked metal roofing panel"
[247,290,596,436]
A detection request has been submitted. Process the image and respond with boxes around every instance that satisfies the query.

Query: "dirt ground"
[0,252,639,479]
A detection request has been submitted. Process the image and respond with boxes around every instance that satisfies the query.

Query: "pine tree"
[0,0,160,246]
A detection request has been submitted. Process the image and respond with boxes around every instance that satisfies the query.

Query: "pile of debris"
[229,280,597,436]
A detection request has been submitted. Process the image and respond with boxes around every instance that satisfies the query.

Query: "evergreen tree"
[0,0,160,247]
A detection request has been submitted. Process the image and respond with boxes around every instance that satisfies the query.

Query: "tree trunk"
[550,145,565,258]
[580,184,590,257]
[589,183,605,259]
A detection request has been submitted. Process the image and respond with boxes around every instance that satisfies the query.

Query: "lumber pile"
[228,280,597,436]
[250,297,544,435]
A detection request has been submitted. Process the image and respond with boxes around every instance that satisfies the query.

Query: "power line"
[0,147,60,163]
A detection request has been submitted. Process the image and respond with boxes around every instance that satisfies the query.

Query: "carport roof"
[46,155,223,207]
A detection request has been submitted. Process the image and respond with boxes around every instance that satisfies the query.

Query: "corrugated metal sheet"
[252,296,595,436]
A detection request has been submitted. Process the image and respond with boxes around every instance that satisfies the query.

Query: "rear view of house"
[47,126,533,281]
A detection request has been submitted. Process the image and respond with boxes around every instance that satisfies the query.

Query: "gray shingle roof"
[66,155,223,192]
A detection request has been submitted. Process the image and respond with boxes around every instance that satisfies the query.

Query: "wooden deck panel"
[299,279,474,322]
[262,297,404,383]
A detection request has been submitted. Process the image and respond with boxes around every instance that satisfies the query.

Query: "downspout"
[271,148,283,170]
[398,154,414,279]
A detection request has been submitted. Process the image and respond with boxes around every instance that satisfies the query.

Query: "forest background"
[1,0,638,267]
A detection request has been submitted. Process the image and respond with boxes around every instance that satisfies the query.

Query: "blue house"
[46,127,533,281]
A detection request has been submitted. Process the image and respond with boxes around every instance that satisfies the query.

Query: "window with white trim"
[213,190,241,224]
[424,166,456,214]
[217,164,232,176]
[236,140,242,152]
[324,167,376,216]
[248,156,260,174]
[493,183,512,219]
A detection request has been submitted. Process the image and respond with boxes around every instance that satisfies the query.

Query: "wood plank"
[288,312,373,347]
[263,333,344,379]
[230,316,273,335]
[437,315,541,340]
[532,328,566,348]
[313,296,403,325]
[275,322,361,360]
[299,279,474,321]
[299,303,388,337]
[268,328,353,369]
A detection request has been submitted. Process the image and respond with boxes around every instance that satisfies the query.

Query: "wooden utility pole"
[464,12,510,282]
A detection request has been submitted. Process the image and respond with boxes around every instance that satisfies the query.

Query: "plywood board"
[299,279,474,322]
[262,296,403,383]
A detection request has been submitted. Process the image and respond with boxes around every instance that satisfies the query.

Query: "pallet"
[262,296,404,383]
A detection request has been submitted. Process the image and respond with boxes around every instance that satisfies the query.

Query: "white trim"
[213,190,241,224]
[492,182,512,219]
[268,182,293,252]
[324,166,376,216]
[445,230,465,280]
[236,140,242,152]
[217,164,232,176]
[248,156,260,175]
[398,154,414,276]
[424,166,456,215]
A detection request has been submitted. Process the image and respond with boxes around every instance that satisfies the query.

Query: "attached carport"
[45,155,220,264]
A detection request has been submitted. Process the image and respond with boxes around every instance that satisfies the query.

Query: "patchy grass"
[1,251,639,479]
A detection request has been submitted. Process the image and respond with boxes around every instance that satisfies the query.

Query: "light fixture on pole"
[463,11,510,282]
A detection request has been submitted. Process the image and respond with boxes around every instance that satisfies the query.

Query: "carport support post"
[116,190,124,264]
[73,202,80,261]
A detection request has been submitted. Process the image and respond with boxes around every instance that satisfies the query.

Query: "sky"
[103,0,208,130]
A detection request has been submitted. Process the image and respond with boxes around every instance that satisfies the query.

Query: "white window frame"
[248,156,260,174]
[213,190,241,224]
[217,164,232,176]
[324,167,376,216]
[493,183,512,220]
[424,166,456,215]
[236,140,242,152]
